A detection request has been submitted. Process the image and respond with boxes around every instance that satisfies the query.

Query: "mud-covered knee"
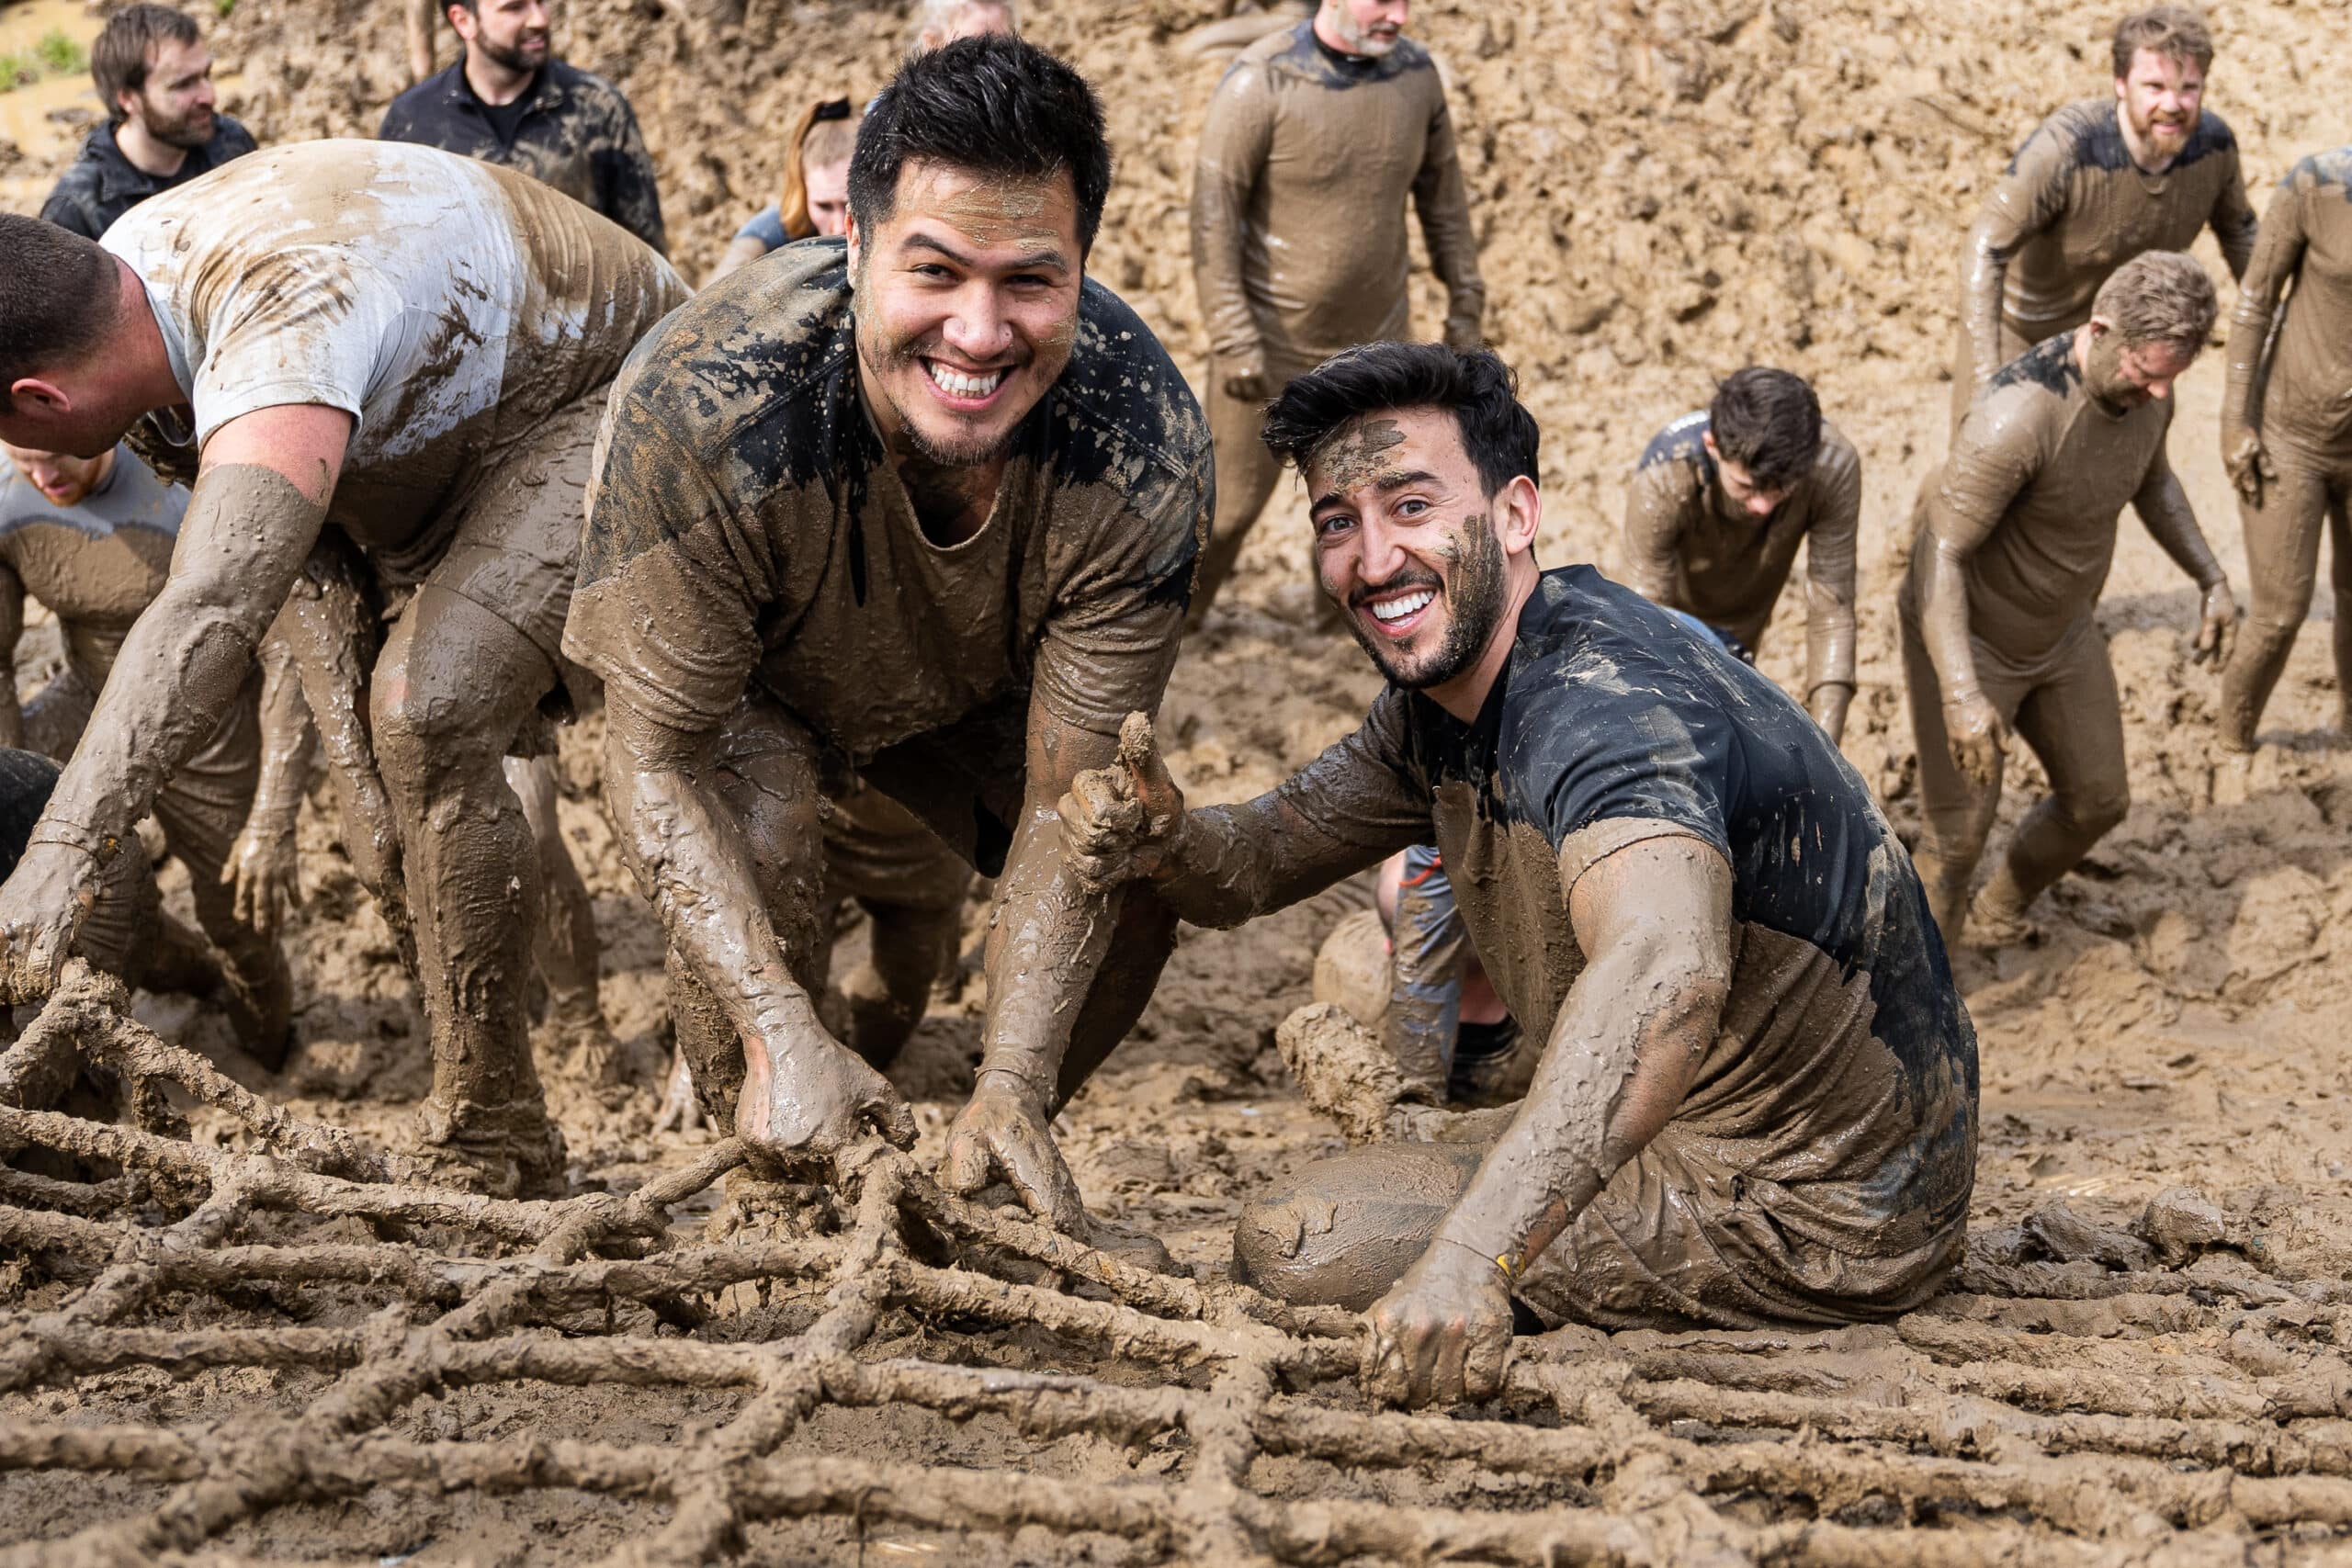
[374,689,506,796]
[1232,1142,1484,1311]
[2066,786,2131,839]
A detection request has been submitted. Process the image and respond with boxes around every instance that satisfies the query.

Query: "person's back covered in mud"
[1061,343,1977,1409]
[1951,5,2254,423]
[42,5,256,243]
[0,141,688,1194]
[1621,368,1860,743]
[567,37,1210,1251]
[379,0,667,254]
[2216,145,2352,752]
[1188,0,1484,613]
[1908,252,2237,950]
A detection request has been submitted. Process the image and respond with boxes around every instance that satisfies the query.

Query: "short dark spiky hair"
[92,4,202,122]
[850,34,1112,254]
[0,215,122,415]
[1708,367,1822,490]
[1261,343,1541,499]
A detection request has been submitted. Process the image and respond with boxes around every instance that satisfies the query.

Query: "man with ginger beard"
[42,6,255,243]
[565,38,1212,1240]
[1058,343,1975,1408]
[1951,5,2254,427]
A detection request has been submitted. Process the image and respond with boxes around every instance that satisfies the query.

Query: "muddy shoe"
[410,1097,569,1199]
[1964,888,2038,950]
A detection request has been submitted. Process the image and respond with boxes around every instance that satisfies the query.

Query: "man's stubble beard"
[853,306,1023,471]
[140,95,214,150]
[1350,521,1507,692]
[478,31,551,73]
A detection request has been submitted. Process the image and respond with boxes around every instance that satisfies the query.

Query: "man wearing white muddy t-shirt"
[0,140,690,1192]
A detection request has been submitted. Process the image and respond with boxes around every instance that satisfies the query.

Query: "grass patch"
[0,28,88,94]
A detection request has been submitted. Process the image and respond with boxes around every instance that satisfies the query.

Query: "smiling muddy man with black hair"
[1061,342,1977,1409]
[566,35,1212,1250]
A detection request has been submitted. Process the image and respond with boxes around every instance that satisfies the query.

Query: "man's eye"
[1396,499,1428,517]
[1315,514,1356,537]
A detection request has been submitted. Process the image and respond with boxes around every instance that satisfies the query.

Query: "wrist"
[27,818,113,863]
[975,1063,1051,1106]
[1431,1233,1521,1284]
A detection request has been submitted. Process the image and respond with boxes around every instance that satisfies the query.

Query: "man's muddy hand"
[1943,692,2006,789]
[224,819,301,935]
[1222,346,1271,403]
[735,998,917,1166]
[0,840,101,1003]
[2223,428,2277,509]
[2194,579,2240,668]
[942,1068,1087,1233]
[1360,1238,1516,1408]
[1062,712,1188,893]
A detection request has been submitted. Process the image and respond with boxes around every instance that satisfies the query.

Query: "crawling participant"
[2217,146,2352,751]
[566,39,1211,1231]
[1064,344,1976,1407]
[0,439,291,1060]
[1909,252,2236,948]
[1621,368,1860,744]
[0,141,689,1192]
[1952,4,2255,427]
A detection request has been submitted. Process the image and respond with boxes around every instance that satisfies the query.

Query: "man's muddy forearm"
[974,802,1122,1101]
[1430,840,1731,1276]
[40,465,321,848]
[1804,491,1860,694]
[1155,795,1392,931]
[1960,221,2012,389]
[246,632,316,839]
[1414,109,1486,343]
[2133,470,2225,590]
[2220,201,2299,441]
[602,712,818,1054]
[1917,539,1984,704]
[1619,484,1686,611]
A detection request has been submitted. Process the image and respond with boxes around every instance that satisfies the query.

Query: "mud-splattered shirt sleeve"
[566,408,770,746]
[1503,648,1735,892]
[1803,440,1861,694]
[1620,458,1695,611]
[1962,119,2074,383]
[2210,144,2259,282]
[1191,59,1278,363]
[594,91,668,257]
[182,249,405,446]
[2221,170,2308,439]
[1924,394,2041,558]
[1412,91,1486,349]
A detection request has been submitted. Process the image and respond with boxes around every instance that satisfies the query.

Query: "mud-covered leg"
[1190,353,1293,620]
[842,898,962,1069]
[821,784,972,1070]
[662,706,833,1129]
[150,691,294,1068]
[506,751,631,1097]
[1977,632,2129,931]
[1902,616,2005,945]
[2219,461,2326,752]
[371,587,562,1195]
[2327,486,2352,738]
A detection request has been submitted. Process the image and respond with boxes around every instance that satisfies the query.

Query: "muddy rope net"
[2,960,2348,1565]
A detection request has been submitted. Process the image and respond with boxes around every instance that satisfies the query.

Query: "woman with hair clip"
[707,96,859,284]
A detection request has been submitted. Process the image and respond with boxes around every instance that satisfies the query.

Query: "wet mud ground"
[8,0,2352,1561]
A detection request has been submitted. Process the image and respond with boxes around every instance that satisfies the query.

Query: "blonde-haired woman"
[707,96,859,285]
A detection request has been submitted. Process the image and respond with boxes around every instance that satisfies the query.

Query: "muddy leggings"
[1902,604,2130,942]
[2219,439,2352,750]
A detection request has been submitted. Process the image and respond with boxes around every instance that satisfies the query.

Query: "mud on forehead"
[894,162,1074,249]
[1304,415,1410,494]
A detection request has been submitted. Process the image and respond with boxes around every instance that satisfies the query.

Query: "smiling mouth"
[1358,584,1437,637]
[923,358,1012,406]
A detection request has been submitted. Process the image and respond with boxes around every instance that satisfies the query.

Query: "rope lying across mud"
[1,967,2348,1565]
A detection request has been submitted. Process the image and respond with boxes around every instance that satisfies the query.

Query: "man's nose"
[1355,514,1414,583]
[942,290,1013,361]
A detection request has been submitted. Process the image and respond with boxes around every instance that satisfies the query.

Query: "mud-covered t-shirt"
[1965,98,2255,359]
[1621,412,1860,693]
[0,446,185,688]
[1191,20,1483,359]
[564,240,1213,756]
[1276,567,1975,1254]
[102,140,689,576]
[2223,147,2352,454]
[1912,331,2177,671]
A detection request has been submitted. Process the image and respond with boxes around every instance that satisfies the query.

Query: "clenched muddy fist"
[1061,712,1187,893]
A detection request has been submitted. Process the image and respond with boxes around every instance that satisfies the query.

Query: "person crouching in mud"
[1062,344,1978,1408]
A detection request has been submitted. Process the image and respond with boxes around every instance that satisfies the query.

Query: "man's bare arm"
[1361,833,1734,1408]
[0,559,26,750]
[602,696,912,1159]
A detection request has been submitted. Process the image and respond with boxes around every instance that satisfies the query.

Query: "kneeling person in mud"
[566,38,1211,1231]
[1065,344,1977,1407]
[0,141,690,1191]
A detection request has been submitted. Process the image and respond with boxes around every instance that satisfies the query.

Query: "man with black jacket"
[379,0,666,254]
[41,6,255,242]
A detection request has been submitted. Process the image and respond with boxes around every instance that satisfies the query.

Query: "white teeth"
[1370,590,1434,624]
[927,361,1008,399]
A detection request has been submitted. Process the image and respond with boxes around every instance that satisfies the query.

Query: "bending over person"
[1064,344,1977,1408]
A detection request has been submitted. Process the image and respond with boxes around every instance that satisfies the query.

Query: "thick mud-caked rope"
[0,978,2348,1566]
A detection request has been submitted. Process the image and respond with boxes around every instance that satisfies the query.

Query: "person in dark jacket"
[379,0,666,254]
[40,5,255,241]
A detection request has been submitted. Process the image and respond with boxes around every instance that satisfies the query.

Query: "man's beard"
[1331,18,1401,56]
[1348,523,1507,691]
[478,29,550,73]
[856,321,1027,469]
[139,95,214,149]
[2127,96,2197,146]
